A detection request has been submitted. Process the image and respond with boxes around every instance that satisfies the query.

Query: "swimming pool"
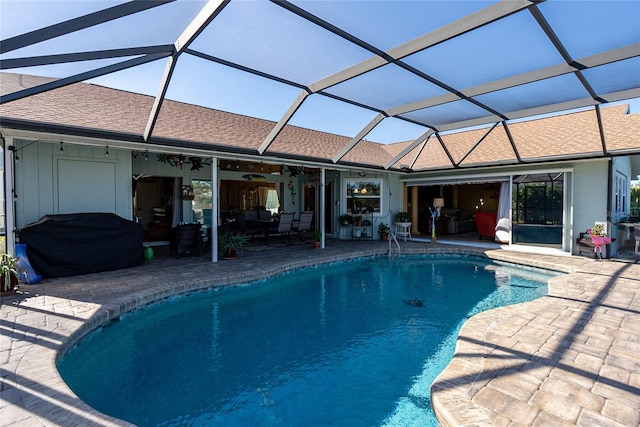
[58,255,554,426]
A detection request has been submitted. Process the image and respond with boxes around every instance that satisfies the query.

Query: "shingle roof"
[389,104,639,171]
[1,72,638,171]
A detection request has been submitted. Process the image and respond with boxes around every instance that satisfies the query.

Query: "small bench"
[577,232,596,257]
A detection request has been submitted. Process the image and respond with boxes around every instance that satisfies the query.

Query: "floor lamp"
[430,197,445,243]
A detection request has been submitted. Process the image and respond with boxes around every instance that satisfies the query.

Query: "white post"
[3,136,16,255]
[320,167,325,248]
[211,156,218,262]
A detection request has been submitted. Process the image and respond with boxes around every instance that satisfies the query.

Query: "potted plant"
[393,211,412,241]
[393,211,410,223]
[589,223,606,236]
[378,222,390,241]
[338,214,354,226]
[0,253,20,296]
[313,230,321,249]
[218,232,248,259]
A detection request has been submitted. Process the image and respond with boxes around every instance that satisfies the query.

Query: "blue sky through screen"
[1,0,639,145]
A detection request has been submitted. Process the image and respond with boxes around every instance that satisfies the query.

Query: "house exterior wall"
[7,135,630,253]
[13,139,132,228]
[572,159,609,245]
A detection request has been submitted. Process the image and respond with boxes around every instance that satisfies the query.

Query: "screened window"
[614,172,628,216]
[345,179,382,214]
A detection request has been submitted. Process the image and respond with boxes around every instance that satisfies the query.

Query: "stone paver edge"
[428,252,634,426]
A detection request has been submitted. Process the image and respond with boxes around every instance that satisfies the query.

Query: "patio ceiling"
[1,0,639,172]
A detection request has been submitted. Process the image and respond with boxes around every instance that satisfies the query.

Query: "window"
[344,179,382,214]
[614,172,628,216]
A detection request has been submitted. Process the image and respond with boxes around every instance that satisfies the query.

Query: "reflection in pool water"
[58,255,554,426]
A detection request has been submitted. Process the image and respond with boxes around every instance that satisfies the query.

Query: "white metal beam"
[387,0,533,60]
[143,0,229,141]
[331,113,385,163]
[383,129,434,170]
[143,56,178,141]
[174,0,229,52]
[385,42,640,119]
[307,1,532,94]
[258,89,310,154]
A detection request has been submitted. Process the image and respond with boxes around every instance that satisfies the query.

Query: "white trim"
[402,166,575,186]
[0,129,400,176]
[406,176,510,186]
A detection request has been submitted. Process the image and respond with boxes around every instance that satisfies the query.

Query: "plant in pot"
[218,232,248,259]
[338,213,354,226]
[378,222,390,241]
[393,211,410,224]
[0,253,21,295]
[313,230,321,249]
[589,223,606,236]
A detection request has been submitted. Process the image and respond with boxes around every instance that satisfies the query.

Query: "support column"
[320,167,325,248]
[411,186,420,235]
[402,183,408,213]
[3,136,16,255]
[211,157,218,262]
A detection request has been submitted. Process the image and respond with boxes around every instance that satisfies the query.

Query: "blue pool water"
[58,255,554,426]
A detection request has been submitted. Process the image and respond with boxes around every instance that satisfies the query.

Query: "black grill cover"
[18,213,143,278]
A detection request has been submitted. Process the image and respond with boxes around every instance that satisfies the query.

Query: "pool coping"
[1,241,638,426]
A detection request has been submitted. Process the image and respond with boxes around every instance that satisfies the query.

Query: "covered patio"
[1,0,639,261]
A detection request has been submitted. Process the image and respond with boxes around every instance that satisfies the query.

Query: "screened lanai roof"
[1,0,639,172]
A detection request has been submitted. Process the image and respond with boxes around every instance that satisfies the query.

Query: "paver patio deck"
[1,239,638,426]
